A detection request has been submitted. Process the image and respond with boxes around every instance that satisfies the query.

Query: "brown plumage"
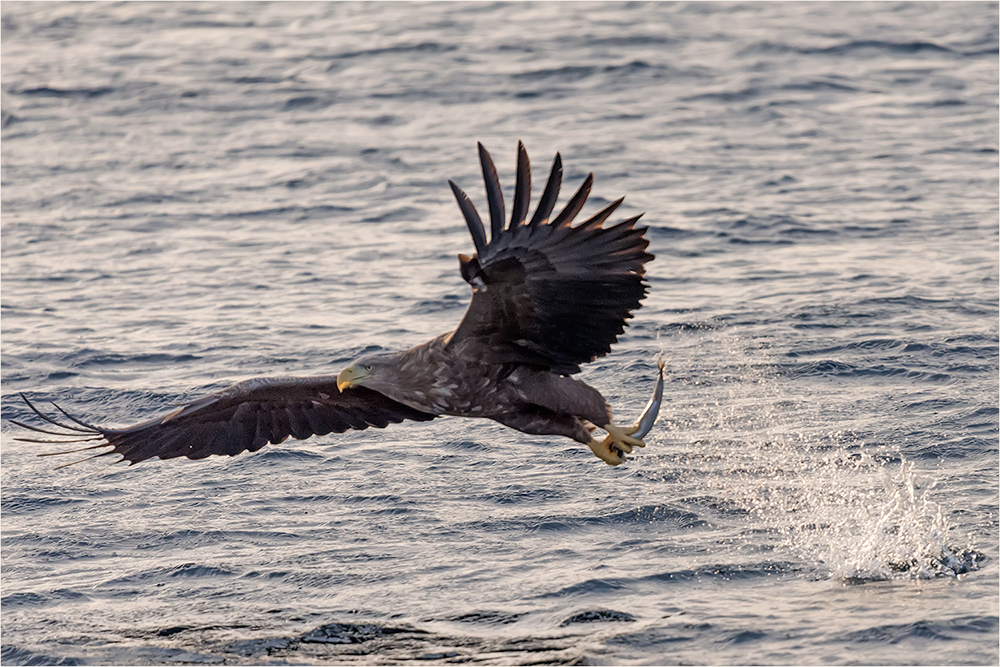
[14,142,655,467]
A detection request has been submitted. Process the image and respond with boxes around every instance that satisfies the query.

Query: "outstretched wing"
[447,142,653,375]
[13,378,436,467]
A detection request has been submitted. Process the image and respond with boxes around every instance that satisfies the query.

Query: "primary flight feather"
[15,142,656,467]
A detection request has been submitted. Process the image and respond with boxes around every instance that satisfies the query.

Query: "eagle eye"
[365,364,373,371]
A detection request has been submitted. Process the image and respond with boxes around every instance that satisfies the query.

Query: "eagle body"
[16,142,655,467]
[344,334,610,445]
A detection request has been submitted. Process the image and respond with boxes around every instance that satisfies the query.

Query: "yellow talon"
[586,421,648,465]
[587,438,625,466]
[604,422,646,448]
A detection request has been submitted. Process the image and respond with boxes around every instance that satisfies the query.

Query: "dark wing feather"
[550,173,593,228]
[529,153,562,227]
[478,142,505,242]
[510,141,531,227]
[449,180,487,255]
[448,144,653,375]
[15,379,435,467]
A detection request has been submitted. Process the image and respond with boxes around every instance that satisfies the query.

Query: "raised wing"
[13,378,436,467]
[447,142,653,375]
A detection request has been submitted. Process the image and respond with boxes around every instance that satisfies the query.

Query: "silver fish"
[632,355,665,439]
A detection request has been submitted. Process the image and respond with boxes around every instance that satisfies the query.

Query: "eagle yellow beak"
[336,365,369,392]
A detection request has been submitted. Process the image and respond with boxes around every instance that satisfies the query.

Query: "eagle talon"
[603,422,646,449]
[588,438,625,466]
[603,434,633,454]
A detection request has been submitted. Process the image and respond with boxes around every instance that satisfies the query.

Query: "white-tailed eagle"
[15,142,658,467]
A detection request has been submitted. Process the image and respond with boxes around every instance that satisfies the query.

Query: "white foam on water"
[775,451,981,581]
[665,328,982,582]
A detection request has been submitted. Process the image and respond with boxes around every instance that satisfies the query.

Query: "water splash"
[663,329,982,582]
[778,452,982,581]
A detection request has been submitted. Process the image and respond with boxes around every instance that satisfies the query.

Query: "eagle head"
[337,354,397,392]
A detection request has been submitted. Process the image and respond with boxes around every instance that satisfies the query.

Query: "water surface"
[2,2,997,665]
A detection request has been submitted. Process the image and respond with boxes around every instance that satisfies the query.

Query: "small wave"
[782,360,951,383]
[785,338,908,357]
[226,618,579,663]
[725,629,768,644]
[229,75,284,84]
[739,39,961,57]
[682,87,762,103]
[12,85,115,98]
[328,41,456,61]
[102,193,184,207]
[1,589,88,609]
[535,577,627,598]
[359,206,425,224]
[779,79,859,93]
[156,626,193,637]
[511,60,679,85]
[282,95,335,112]
[445,610,527,625]
[722,235,795,246]
[583,35,674,48]
[537,561,795,599]
[560,609,636,626]
[837,615,998,643]
[0,645,82,666]
[1,495,85,514]
[102,562,237,586]
[591,504,707,529]
[168,563,237,578]
[244,448,327,463]
[643,561,799,585]
[239,570,290,580]
[229,636,298,657]
[511,65,598,82]
[488,486,564,505]
[356,114,405,127]
[406,294,467,315]
[135,528,304,550]
[0,592,46,608]
[61,350,202,369]
[300,621,424,644]
[442,439,491,452]
[179,19,253,29]
[296,204,357,220]
[646,224,697,238]
[801,39,956,56]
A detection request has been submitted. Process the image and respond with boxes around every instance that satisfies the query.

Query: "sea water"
[2,2,997,664]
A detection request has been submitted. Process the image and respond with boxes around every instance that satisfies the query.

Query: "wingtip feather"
[550,172,593,227]
[478,143,505,243]
[450,179,488,255]
[511,141,531,227]
[528,152,563,227]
